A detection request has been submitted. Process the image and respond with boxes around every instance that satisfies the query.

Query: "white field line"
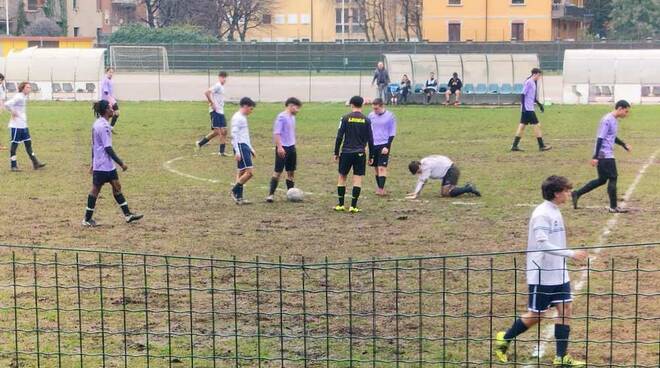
[526,148,660,365]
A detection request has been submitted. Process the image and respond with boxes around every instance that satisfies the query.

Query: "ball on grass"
[286,188,304,202]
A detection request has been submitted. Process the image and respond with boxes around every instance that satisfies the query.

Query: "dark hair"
[219,71,228,77]
[615,100,630,110]
[372,98,384,106]
[239,97,256,107]
[453,72,458,77]
[105,67,113,73]
[408,161,421,175]
[285,97,302,107]
[349,96,364,108]
[541,175,572,201]
[531,68,542,75]
[18,82,29,92]
[93,100,112,118]
[0,73,4,81]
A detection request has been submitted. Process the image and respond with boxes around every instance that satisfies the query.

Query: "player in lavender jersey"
[266,97,302,203]
[511,68,552,152]
[571,100,632,213]
[367,98,396,196]
[100,68,120,127]
[82,100,143,227]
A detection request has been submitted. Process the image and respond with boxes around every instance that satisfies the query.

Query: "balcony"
[552,1,590,20]
[112,0,138,6]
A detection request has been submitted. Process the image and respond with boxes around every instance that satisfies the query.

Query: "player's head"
[531,68,542,81]
[285,97,302,115]
[453,72,459,78]
[377,61,384,69]
[614,100,631,118]
[93,99,113,119]
[349,96,364,109]
[0,73,4,82]
[408,161,422,175]
[218,71,228,84]
[239,97,256,115]
[541,175,572,203]
[105,67,114,79]
[402,74,409,81]
[372,98,385,114]
[18,82,31,94]
[429,72,435,78]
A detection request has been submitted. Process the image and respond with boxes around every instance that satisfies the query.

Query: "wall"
[247,0,335,42]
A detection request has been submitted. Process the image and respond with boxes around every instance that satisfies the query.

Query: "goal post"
[109,45,170,72]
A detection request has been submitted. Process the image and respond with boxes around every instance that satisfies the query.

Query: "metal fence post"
[98,253,107,368]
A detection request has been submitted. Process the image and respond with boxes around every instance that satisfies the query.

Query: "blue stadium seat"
[487,84,499,94]
[388,83,400,93]
[500,83,513,94]
[513,83,524,94]
[414,83,424,93]
[475,84,488,94]
[464,83,474,94]
[438,86,447,93]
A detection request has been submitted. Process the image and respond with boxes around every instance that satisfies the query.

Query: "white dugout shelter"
[1,47,106,101]
[563,49,660,105]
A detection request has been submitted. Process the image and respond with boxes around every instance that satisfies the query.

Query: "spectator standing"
[372,62,390,101]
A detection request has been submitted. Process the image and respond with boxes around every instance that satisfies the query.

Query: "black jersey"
[334,111,374,156]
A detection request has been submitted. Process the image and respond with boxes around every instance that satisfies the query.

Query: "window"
[262,14,271,25]
[448,0,462,5]
[511,0,525,4]
[300,14,310,25]
[73,27,80,37]
[511,22,525,41]
[448,23,461,42]
[287,14,298,24]
[273,15,285,25]
[27,0,41,11]
[73,0,78,9]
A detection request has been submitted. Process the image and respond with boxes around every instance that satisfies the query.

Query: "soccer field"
[1,102,659,259]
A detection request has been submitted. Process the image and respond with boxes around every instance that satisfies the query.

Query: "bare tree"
[410,0,423,41]
[142,0,160,28]
[221,0,274,42]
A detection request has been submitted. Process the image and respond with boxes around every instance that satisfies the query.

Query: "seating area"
[392,81,525,105]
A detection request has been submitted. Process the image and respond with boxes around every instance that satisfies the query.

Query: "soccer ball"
[286,188,304,202]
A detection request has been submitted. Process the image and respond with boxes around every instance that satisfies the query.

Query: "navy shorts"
[235,143,253,170]
[10,128,31,143]
[93,169,119,187]
[442,165,460,187]
[210,112,226,129]
[520,111,539,125]
[274,145,297,173]
[528,282,572,313]
[370,144,389,168]
[338,152,366,176]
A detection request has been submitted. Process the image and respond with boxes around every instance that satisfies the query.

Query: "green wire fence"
[0,242,658,367]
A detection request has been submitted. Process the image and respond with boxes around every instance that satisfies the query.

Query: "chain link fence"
[1,242,658,367]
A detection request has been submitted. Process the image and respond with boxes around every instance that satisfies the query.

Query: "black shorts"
[370,144,389,168]
[442,165,460,187]
[528,282,572,313]
[597,158,618,179]
[338,152,366,176]
[210,112,226,129]
[449,88,460,95]
[520,111,539,125]
[93,169,118,187]
[274,145,297,173]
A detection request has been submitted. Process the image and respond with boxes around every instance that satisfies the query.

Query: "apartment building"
[67,0,146,41]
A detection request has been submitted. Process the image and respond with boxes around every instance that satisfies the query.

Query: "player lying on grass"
[266,97,302,203]
[5,82,46,171]
[196,71,229,156]
[405,155,480,199]
[368,98,396,196]
[230,97,257,205]
[82,100,143,227]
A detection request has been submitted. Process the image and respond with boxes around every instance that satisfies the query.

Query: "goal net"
[109,46,170,72]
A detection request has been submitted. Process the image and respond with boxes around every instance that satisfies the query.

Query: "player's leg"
[218,127,228,156]
[284,147,296,190]
[23,136,45,169]
[551,283,584,366]
[109,176,143,223]
[532,123,551,151]
[197,112,221,148]
[349,154,366,212]
[511,122,526,151]
[336,153,351,211]
[267,149,285,202]
[377,166,388,195]
[232,145,254,203]
[441,166,479,197]
[603,159,625,212]
[455,90,461,105]
[572,161,609,208]
[83,181,103,227]
[444,90,451,104]
[9,140,19,171]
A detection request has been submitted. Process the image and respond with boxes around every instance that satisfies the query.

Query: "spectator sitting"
[399,74,412,104]
[445,72,463,106]
[389,83,401,105]
[423,72,438,104]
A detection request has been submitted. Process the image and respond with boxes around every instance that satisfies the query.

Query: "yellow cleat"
[494,331,509,363]
[334,205,346,212]
[553,355,585,367]
[348,207,362,213]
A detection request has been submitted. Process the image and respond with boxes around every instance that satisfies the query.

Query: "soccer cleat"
[239,199,252,205]
[230,190,241,204]
[33,162,46,170]
[333,205,346,212]
[552,354,585,367]
[219,152,230,157]
[608,207,629,213]
[194,140,202,152]
[511,146,524,152]
[81,219,98,227]
[348,207,362,214]
[125,213,144,223]
[571,191,579,209]
[265,195,274,203]
[10,167,22,172]
[466,182,481,197]
[494,331,509,363]
[540,145,553,152]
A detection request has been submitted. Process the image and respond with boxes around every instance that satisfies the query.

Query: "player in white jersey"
[230,97,257,205]
[405,155,480,199]
[494,176,588,367]
[0,73,6,151]
[5,82,46,171]
[196,71,229,156]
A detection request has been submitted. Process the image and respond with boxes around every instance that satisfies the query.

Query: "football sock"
[337,186,346,206]
[233,183,244,199]
[351,186,361,208]
[449,185,471,197]
[85,195,97,222]
[113,193,131,216]
[375,176,383,189]
[607,178,618,209]
[537,137,545,148]
[269,177,279,195]
[198,137,210,147]
[219,144,226,154]
[512,136,521,148]
[554,324,570,358]
[381,177,387,189]
[286,179,294,190]
[111,115,118,127]
[9,143,18,168]
[504,318,529,341]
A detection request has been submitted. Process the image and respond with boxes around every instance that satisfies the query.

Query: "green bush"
[108,24,216,44]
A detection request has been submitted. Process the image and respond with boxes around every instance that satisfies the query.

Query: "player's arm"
[204,88,217,111]
[101,127,126,170]
[231,120,241,156]
[372,71,378,85]
[334,118,346,158]
[273,117,286,158]
[366,120,375,161]
[615,137,631,152]
[4,96,18,117]
[533,216,585,260]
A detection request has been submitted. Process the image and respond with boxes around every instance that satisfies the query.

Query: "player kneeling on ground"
[405,155,480,199]
[6,82,46,171]
[494,175,587,367]
[230,97,257,205]
[266,97,302,202]
[82,100,143,227]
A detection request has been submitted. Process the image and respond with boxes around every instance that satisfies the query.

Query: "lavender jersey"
[273,112,296,147]
[368,110,397,146]
[521,78,537,112]
[92,117,115,171]
[100,77,113,102]
[595,113,618,159]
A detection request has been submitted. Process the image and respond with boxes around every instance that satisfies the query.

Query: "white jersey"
[230,111,251,152]
[414,155,454,194]
[5,93,28,129]
[526,201,575,285]
[0,83,6,101]
[208,82,225,114]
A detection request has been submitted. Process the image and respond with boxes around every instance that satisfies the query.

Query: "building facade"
[67,0,146,41]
